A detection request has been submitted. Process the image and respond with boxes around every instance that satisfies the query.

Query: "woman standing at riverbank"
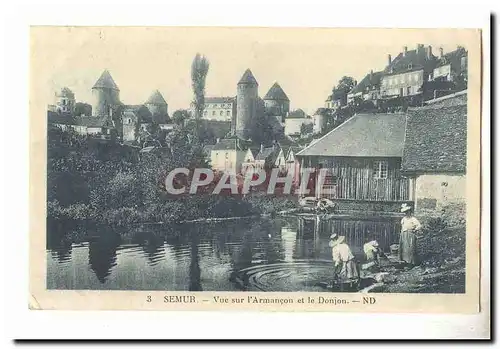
[399,203,422,266]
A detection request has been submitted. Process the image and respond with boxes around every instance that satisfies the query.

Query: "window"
[406,86,411,95]
[408,63,413,69]
[212,111,216,116]
[399,88,404,97]
[373,160,388,179]
[226,110,231,116]
[220,111,224,116]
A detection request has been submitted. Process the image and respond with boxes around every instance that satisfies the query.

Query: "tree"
[172,109,190,126]
[74,102,92,116]
[191,54,210,141]
[336,76,356,94]
[333,76,356,106]
[300,122,313,135]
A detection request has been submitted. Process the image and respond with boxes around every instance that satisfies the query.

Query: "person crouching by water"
[363,239,383,266]
[399,203,422,267]
[329,234,359,289]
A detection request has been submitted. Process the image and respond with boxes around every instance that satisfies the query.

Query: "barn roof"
[402,104,467,173]
[296,113,407,157]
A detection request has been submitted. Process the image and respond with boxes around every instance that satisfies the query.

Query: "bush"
[101,207,145,226]
[419,202,466,233]
[47,200,92,221]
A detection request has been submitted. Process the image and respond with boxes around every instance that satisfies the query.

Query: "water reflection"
[47,216,401,291]
[88,233,120,283]
[189,229,202,291]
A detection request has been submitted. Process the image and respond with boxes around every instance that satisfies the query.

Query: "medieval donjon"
[233,68,290,140]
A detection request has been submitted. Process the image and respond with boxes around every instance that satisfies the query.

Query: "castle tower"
[236,69,258,140]
[54,87,75,113]
[263,82,290,117]
[145,90,169,123]
[91,70,120,117]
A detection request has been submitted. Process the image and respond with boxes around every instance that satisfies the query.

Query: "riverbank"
[369,208,466,294]
[47,195,300,226]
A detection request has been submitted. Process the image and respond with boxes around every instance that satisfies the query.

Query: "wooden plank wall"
[303,156,410,201]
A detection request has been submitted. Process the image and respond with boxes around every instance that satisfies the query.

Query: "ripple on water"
[233,260,336,292]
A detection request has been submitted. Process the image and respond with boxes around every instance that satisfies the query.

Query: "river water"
[47,216,401,291]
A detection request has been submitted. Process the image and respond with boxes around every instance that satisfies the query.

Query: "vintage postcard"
[29,26,483,313]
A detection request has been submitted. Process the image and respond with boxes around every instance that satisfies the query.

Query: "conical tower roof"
[92,70,119,91]
[238,69,258,86]
[264,82,289,101]
[145,90,168,105]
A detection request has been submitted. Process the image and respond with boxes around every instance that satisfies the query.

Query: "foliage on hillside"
[47,127,297,226]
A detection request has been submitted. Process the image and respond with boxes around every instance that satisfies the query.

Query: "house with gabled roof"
[47,111,116,138]
[200,96,236,122]
[241,148,260,175]
[255,144,281,171]
[284,109,312,136]
[210,138,247,173]
[296,113,410,202]
[380,44,438,104]
[347,70,384,106]
[432,46,468,84]
[401,94,467,212]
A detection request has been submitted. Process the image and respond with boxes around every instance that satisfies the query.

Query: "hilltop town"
[47,43,468,215]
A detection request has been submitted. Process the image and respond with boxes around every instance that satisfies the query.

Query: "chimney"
[427,45,433,59]
[387,54,392,66]
[439,47,444,58]
[370,69,373,78]
[260,144,264,153]
[403,46,408,56]
[216,138,220,144]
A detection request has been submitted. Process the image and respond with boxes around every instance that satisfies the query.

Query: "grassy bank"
[374,203,466,293]
[48,194,300,226]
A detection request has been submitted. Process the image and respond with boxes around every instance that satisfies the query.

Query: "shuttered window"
[373,160,388,179]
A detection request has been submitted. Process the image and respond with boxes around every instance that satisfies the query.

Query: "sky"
[32,27,475,114]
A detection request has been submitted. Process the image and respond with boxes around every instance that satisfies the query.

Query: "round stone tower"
[236,69,258,139]
[313,108,328,134]
[145,90,169,123]
[91,70,120,117]
[263,82,290,117]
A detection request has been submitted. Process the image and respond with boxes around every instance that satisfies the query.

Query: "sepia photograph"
[28,26,482,314]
